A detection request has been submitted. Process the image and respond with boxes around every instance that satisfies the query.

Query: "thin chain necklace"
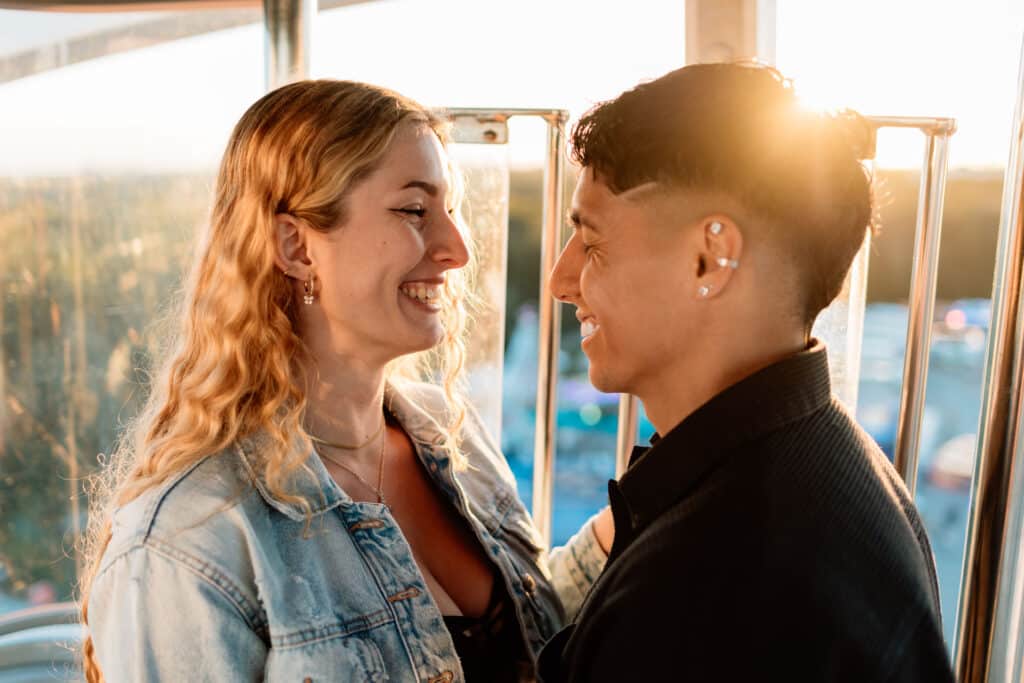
[316,432,387,505]
[309,418,385,451]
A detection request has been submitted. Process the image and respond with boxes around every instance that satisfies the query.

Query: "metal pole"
[615,395,639,478]
[531,115,567,548]
[866,116,956,135]
[955,38,1024,683]
[263,0,314,91]
[892,131,952,497]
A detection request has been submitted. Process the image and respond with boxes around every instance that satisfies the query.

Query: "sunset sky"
[0,0,1021,174]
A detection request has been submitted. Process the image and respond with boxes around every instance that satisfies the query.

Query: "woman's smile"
[399,280,444,312]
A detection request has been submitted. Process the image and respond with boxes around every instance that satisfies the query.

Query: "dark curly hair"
[570,62,876,328]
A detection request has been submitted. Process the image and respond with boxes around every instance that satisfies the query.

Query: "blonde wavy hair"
[78,80,476,682]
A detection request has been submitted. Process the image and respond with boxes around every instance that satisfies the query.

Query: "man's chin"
[587,364,625,395]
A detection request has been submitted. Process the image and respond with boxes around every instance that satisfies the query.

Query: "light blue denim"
[88,381,607,682]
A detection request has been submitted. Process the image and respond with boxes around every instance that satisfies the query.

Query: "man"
[537,63,954,682]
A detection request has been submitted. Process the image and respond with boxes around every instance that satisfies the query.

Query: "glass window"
[0,7,262,616]
[777,0,1023,648]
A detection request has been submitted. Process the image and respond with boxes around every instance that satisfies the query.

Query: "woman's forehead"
[372,124,450,190]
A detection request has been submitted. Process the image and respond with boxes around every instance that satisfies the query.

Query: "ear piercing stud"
[716,257,740,269]
[697,285,711,298]
[709,221,723,235]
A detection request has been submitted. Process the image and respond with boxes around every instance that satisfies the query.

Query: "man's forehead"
[572,170,662,227]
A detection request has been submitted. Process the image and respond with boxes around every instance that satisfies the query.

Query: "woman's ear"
[273,213,313,278]
[694,215,743,300]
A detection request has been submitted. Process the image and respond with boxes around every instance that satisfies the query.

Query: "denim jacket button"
[521,572,536,595]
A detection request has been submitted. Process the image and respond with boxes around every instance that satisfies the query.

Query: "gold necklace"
[316,432,387,505]
[309,418,385,451]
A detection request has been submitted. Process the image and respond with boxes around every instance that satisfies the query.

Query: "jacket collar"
[236,379,450,521]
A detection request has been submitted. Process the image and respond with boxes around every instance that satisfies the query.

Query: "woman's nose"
[431,212,470,269]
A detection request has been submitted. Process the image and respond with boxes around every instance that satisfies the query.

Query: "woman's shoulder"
[98,447,262,578]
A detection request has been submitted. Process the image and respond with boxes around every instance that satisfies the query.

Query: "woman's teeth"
[581,320,599,338]
[400,284,441,304]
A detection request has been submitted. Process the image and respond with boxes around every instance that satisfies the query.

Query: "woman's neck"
[300,355,388,464]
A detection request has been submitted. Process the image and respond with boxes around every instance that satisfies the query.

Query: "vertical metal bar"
[955,38,1024,683]
[615,395,639,478]
[531,115,567,548]
[892,131,951,497]
[263,0,315,91]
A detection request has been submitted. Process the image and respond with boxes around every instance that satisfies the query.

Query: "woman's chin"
[398,324,445,355]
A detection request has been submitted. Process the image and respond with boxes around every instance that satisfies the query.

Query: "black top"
[538,341,954,682]
[444,576,529,682]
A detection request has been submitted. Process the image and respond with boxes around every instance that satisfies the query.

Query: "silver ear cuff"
[716,257,740,269]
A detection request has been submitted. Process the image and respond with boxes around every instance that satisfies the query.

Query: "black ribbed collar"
[608,340,832,555]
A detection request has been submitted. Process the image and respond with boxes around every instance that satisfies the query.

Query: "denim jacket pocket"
[264,623,388,682]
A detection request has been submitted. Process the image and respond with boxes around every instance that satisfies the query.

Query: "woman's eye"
[396,208,427,218]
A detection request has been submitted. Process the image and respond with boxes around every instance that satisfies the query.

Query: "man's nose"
[550,232,583,304]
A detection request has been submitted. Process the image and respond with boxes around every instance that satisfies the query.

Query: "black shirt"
[538,341,954,682]
[442,573,531,682]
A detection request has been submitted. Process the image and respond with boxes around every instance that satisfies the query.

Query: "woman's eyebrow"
[401,180,440,196]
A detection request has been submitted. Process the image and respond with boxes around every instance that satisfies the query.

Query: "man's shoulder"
[605,396,939,605]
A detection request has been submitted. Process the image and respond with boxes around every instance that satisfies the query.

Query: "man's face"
[550,168,702,396]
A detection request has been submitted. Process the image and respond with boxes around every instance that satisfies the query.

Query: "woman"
[80,80,610,682]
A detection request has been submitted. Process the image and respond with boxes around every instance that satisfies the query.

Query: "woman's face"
[303,122,469,363]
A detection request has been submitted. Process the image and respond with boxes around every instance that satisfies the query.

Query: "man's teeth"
[581,320,599,337]
[400,284,441,303]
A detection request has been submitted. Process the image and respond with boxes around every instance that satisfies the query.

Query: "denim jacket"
[88,381,607,682]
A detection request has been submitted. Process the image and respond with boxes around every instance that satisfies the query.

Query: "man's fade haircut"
[569,62,875,329]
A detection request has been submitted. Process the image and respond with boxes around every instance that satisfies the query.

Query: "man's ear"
[693,215,743,300]
[273,213,313,278]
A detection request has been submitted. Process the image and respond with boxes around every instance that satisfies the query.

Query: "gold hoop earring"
[303,273,316,305]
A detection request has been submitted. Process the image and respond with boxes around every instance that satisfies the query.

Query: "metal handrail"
[531,114,568,548]
[435,107,568,548]
[263,0,313,90]
[955,36,1024,683]
[890,124,954,498]
[0,602,79,638]
[614,393,639,478]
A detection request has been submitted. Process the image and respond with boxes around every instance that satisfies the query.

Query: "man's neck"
[638,331,807,438]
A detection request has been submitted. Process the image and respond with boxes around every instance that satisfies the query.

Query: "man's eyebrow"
[401,180,439,196]
[568,210,600,232]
